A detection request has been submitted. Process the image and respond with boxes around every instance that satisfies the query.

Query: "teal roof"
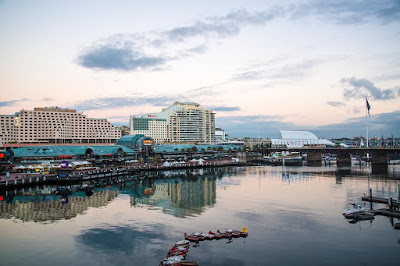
[11,145,135,158]
[156,144,243,153]
[117,134,146,146]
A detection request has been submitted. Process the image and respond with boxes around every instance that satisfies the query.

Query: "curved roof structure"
[280,131,318,140]
[117,135,146,147]
[156,144,243,153]
[11,145,135,158]
[272,130,335,148]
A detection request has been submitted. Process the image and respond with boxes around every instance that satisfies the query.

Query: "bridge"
[255,147,400,173]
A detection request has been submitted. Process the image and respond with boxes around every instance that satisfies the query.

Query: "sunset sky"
[1,0,399,139]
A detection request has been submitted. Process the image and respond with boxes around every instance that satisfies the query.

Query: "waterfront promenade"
[0,159,240,188]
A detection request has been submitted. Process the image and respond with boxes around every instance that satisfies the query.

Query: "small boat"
[169,246,188,253]
[174,240,190,247]
[240,226,248,237]
[160,255,185,265]
[201,233,215,240]
[193,232,206,241]
[184,233,199,242]
[348,213,374,224]
[208,230,223,239]
[343,203,365,217]
[179,261,199,266]
[168,246,188,257]
[224,229,240,238]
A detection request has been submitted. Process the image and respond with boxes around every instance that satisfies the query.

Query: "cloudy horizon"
[1,0,399,140]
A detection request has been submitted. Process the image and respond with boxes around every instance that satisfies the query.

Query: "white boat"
[264,151,302,166]
[343,203,365,217]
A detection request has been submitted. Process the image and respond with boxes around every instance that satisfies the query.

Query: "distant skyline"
[1,0,399,139]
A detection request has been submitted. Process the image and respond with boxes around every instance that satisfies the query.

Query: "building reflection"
[0,190,118,222]
[0,166,242,221]
[128,169,218,218]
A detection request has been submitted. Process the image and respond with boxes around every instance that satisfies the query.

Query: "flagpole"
[366,98,369,148]
[366,103,369,148]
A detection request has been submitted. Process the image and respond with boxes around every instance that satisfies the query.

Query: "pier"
[360,188,400,219]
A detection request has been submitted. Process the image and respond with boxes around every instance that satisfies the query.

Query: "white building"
[129,116,169,143]
[271,130,334,148]
[130,102,215,144]
[215,127,226,142]
[0,107,121,145]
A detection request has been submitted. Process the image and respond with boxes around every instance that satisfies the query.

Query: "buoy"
[242,226,248,233]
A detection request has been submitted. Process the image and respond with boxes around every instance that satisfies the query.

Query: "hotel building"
[130,102,215,144]
[0,107,121,145]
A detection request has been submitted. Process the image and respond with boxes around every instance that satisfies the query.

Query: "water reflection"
[0,190,118,222]
[0,167,240,221]
[1,165,399,224]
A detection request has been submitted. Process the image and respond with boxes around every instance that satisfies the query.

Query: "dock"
[359,188,400,219]
[361,196,400,208]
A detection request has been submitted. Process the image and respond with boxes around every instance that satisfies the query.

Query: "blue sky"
[0,0,399,139]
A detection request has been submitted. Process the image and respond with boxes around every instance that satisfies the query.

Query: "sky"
[0,0,399,139]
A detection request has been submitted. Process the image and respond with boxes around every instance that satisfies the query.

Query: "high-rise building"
[0,107,121,145]
[130,102,215,144]
[129,116,169,143]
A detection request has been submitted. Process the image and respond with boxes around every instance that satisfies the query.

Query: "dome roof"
[280,131,318,140]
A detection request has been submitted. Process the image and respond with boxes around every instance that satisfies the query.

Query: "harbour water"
[1,164,400,266]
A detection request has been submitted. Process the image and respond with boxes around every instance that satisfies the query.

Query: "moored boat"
[240,226,248,237]
[343,203,365,218]
[208,230,223,239]
[174,240,190,247]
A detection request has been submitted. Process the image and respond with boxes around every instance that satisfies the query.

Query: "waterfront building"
[129,116,169,143]
[243,137,271,150]
[271,130,335,148]
[0,107,121,146]
[130,102,215,144]
[215,127,226,142]
[116,126,130,136]
[117,134,156,155]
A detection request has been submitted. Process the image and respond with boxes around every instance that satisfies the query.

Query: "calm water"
[1,165,400,266]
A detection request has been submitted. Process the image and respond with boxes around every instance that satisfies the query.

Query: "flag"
[366,98,370,116]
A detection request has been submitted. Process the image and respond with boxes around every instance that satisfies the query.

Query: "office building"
[130,102,215,144]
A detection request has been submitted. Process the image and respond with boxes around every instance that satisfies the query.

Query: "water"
[1,165,400,266]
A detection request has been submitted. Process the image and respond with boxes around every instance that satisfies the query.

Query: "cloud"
[0,98,28,107]
[76,8,284,72]
[75,224,169,265]
[41,98,54,102]
[313,111,400,138]
[77,45,166,71]
[327,101,345,107]
[341,77,397,100]
[77,2,399,72]
[292,0,400,24]
[232,59,321,82]
[69,95,192,111]
[216,115,293,138]
[207,106,241,112]
[217,111,400,139]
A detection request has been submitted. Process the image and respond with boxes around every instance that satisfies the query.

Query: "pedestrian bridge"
[262,147,400,173]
